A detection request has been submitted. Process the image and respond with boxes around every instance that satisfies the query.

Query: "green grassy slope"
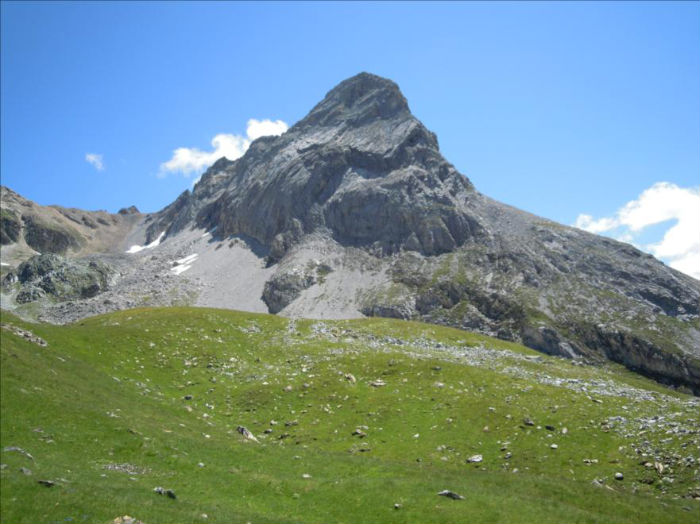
[1,307,698,524]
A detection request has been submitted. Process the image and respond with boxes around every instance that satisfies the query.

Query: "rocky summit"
[1,73,698,393]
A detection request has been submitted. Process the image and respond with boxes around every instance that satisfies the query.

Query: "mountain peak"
[299,72,410,128]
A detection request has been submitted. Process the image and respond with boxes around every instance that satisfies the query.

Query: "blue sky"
[1,1,699,275]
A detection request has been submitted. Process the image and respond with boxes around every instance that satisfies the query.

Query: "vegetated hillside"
[1,307,698,524]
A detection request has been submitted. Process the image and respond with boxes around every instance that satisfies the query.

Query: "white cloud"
[574,182,700,279]
[246,118,288,141]
[159,118,289,177]
[85,153,104,171]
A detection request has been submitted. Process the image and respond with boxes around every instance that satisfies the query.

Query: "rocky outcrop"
[262,270,316,314]
[4,254,115,302]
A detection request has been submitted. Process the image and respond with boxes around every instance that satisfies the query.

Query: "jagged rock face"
[148,74,486,259]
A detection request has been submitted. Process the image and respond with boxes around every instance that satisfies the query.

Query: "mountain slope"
[1,307,698,523]
[1,73,698,394]
[139,73,700,392]
[0,186,141,265]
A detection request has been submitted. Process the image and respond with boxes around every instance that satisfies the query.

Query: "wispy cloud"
[85,153,104,171]
[574,182,700,279]
[159,118,289,177]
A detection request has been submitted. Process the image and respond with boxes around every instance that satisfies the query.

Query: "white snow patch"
[126,232,165,254]
[171,253,199,275]
[0,262,10,267]
[176,254,199,265]
[201,226,217,238]
[171,265,192,275]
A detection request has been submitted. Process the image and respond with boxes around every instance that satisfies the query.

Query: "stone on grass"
[467,454,483,463]
[237,425,259,443]
[615,472,624,481]
[112,516,144,524]
[437,489,464,500]
[3,446,34,461]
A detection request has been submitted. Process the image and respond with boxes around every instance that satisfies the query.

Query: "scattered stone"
[0,324,48,346]
[112,516,144,524]
[504,452,512,460]
[523,418,534,426]
[545,425,555,431]
[19,467,32,475]
[263,428,273,434]
[437,489,464,500]
[285,420,298,427]
[394,503,402,510]
[467,454,483,463]
[198,462,205,468]
[562,427,568,435]
[615,472,624,481]
[37,479,55,487]
[237,425,259,443]
[153,486,176,499]
[3,446,34,461]
[302,473,312,479]
[550,444,558,449]
[352,429,367,438]
[183,395,193,400]
[369,379,386,387]
[284,385,293,392]
[344,373,356,384]
[103,463,149,475]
